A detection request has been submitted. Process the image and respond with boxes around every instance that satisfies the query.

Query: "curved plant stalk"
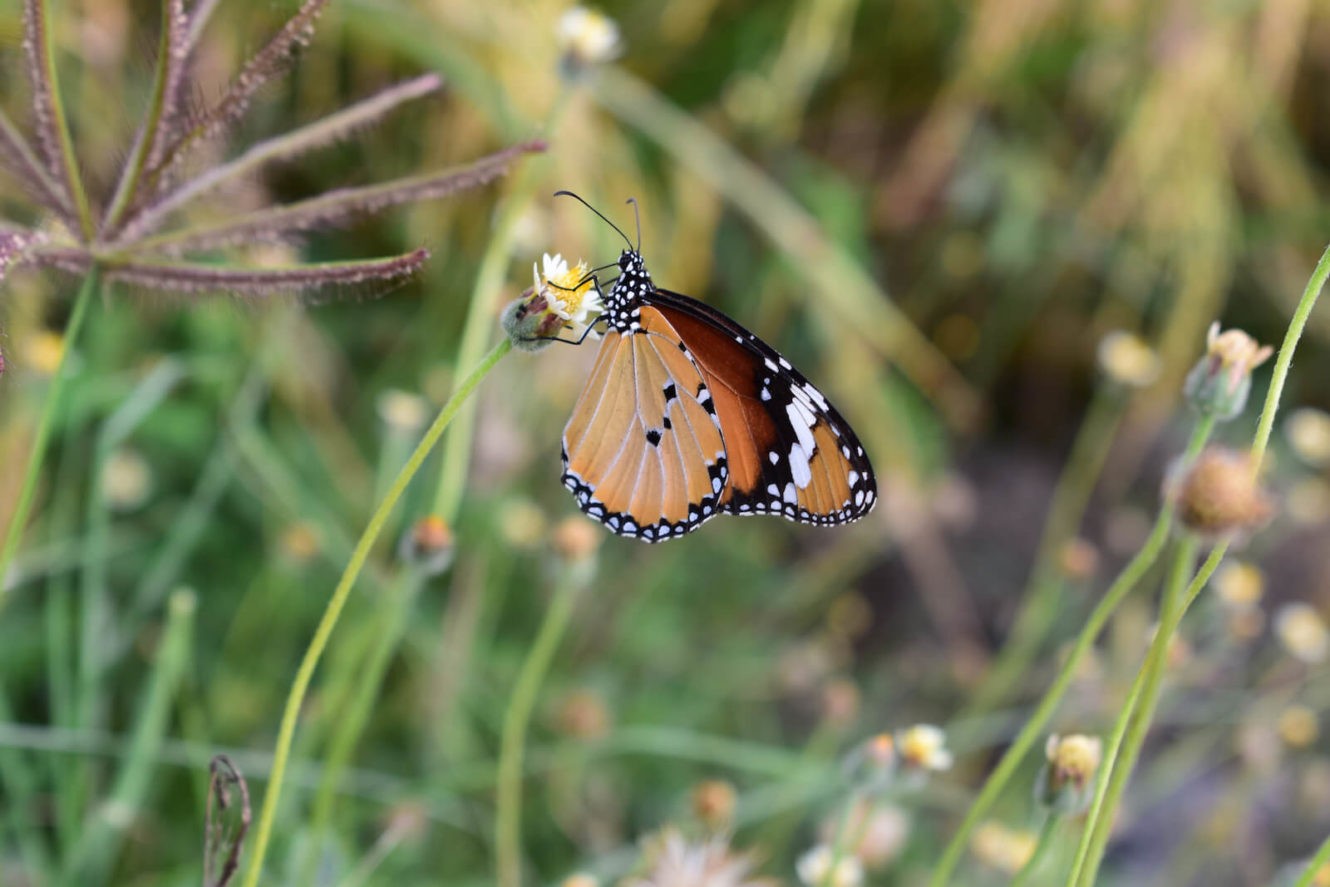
[495,567,588,887]
[1067,536,1197,886]
[240,338,512,887]
[926,412,1216,887]
[0,269,101,614]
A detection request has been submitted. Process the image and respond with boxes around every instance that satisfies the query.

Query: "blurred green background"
[3,0,1330,884]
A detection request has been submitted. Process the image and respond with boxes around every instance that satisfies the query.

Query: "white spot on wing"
[790,443,812,489]
[785,402,817,457]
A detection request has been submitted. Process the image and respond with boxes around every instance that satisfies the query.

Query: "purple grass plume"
[0,0,545,298]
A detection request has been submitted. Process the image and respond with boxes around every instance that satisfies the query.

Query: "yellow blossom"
[100,448,153,511]
[26,330,65,376]
[376,388,429,434]
[1213,561,1264,609]
[1097,330,1160,388]
[1286,408,1330,467]
[1275,603,1329,664]
[971,822,1038,874]
[1277,705,1319,749]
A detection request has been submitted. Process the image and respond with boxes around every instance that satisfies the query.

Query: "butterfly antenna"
[626,197,642,252]
[553,190,634,252]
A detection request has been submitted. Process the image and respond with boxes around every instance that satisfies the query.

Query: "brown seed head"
[1167,447,1274,542]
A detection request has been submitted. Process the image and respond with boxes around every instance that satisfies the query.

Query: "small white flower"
[558,7,622,67]
[897,724,953,772]
[796,844,863,887]
[626,827,769,887]
[536,252,604,331]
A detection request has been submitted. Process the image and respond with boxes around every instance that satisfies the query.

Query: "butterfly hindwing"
[645,289,877,525]
[561,321,729,542]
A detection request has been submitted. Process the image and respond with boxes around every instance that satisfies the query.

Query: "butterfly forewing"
[561,322,729,542]
[646,289,877,525]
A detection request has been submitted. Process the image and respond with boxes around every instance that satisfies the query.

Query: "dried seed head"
[398,514,454,576]
[1165,447,1274,543]
[553,689,611,741]
[691,779,737,832]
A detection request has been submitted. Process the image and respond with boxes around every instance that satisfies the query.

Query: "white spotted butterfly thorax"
[560,246,877,542]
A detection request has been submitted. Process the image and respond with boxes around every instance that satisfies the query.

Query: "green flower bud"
[1184,323,1273,420]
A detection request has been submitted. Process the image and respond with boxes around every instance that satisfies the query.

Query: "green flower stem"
[299,569,426,887]
[61,589,196,887]
[817,788,870,887]
[1068,536,1197,887]
[0,268,101,615]
[1250,244,1330,471]
[240,337,512,887]
[927,414,1216,887]
[1293,835,1330,887]
[1009,814,1059,887]
[968,386,1127,717]
[496,567,587,887]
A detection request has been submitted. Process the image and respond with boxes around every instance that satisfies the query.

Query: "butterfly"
[548,192,877,542]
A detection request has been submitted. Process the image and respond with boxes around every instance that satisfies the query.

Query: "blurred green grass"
[3,0,1330,885]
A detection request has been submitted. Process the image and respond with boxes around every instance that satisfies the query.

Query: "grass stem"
[240,337,512,887]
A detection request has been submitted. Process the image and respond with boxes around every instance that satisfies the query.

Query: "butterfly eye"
[617,252,633,271]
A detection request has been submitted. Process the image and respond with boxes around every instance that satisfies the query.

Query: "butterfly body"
[560,246,877,542]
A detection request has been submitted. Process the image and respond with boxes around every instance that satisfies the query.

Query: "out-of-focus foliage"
[2,0,1330,885]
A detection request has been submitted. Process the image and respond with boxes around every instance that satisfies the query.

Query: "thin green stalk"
[816,788,869,887]
[61,589,196,887]
[1069,537,1197,887]
[496,568,587,887]
[300,570,426,887]
[927,416,1216,887]
[968,387,1127,716]
[0,692,53,884]
[1293,835,1330,887]
[240,338,512,887]
[0,268,101,614]
[1250,244,1330,470]
[1064,232,1327,883]
[1010,814,1059,887]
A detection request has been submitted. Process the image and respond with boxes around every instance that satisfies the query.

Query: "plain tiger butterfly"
[547,192,877,542]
